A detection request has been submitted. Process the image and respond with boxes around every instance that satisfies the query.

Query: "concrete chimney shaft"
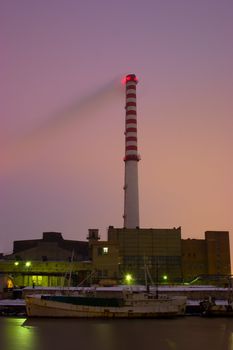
[123,74,140,228]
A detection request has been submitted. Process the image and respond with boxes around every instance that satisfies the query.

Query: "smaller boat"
[25,288,186,318]
[200,297,233,317]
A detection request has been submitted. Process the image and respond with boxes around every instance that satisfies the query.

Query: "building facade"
[181,231,231,284]
[8,231,89,262]
[0,229,231,289]
[108,226,182,284]
[2,232,90,288]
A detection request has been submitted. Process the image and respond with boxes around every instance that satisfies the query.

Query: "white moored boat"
[25,288,186,318]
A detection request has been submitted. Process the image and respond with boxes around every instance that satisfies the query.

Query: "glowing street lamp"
[25,261,31,267]
[14,261,19,266]
[125,273,133,284]
[163,275,168,282]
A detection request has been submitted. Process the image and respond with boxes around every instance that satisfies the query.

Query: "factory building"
[87,229,120,284]
[1,232,90,288]
[107,226,182,283]
[7,231,89,262]
[182,231,231,283]
[0,229,231,289]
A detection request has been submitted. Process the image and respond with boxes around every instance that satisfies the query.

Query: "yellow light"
[7,278,14,288]
[25,261,31,267]
[125,274,133,284]
[163,275,168,280]
[14,261,19,266]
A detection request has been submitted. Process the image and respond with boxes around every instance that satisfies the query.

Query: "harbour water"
[0,317,233,350]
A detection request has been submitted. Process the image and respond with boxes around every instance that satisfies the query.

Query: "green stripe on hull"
[41,296,124,307]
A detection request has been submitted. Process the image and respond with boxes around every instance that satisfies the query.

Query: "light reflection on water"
[0,317,233,350]
[0,318,39,350]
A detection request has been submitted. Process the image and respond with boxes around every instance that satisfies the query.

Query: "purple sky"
[1,1,233,263]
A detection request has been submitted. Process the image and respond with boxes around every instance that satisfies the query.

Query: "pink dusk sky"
[1,1,233,262]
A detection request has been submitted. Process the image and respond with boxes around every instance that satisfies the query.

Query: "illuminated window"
[32,276,42,286]
[98,247,109,256]
[7,278,14,288]
[103,247,108,254]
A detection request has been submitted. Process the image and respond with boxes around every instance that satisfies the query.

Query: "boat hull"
[26,296,181,318]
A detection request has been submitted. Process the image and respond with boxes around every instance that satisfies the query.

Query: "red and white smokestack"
[123,74,140,228]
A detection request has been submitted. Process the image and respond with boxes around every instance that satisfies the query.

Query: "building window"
[97,247,109,256]
[32,275,43,286]
[103,247,109,254]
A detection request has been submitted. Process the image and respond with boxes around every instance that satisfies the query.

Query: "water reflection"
[230,332,233,349]
[91,321,117,350]
[1,317,233,350]
[1,318,39,350]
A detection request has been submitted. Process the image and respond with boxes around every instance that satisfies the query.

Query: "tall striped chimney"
[123,74,140,228]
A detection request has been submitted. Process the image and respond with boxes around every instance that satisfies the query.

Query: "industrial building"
[0,228,231,289]
[182,231,231,283]
[8,231,89,262]
[107,226,182,283]
[1,232,91,288]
